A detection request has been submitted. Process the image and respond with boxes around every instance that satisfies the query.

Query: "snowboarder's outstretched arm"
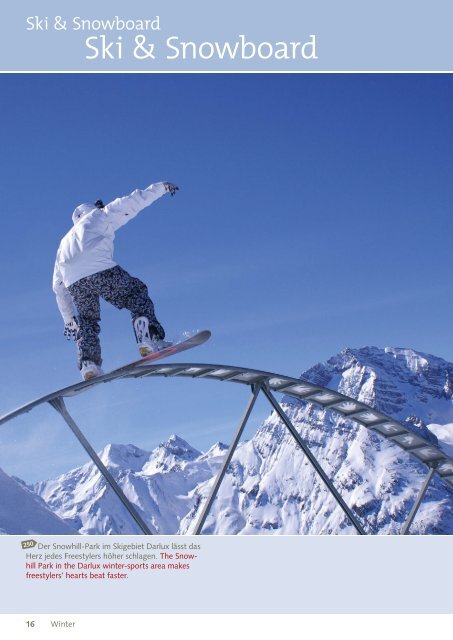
[103,181,178,231]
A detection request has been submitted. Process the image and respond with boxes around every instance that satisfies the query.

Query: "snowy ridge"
[302,347,453,430]
[0,467,76,535]
[35,435,219,535]
[32,346,453,535]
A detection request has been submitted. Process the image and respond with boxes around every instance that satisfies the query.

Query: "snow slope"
[0,467,76,535]
[427,423,453,458]
[34,346,453,535]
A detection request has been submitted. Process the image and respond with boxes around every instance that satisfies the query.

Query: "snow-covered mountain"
[35,437,226,535]
[0,467,76,535]
[34,346,453,535]
[188,346,453,535]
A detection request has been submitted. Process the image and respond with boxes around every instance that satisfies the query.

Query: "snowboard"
[109,330,211,376]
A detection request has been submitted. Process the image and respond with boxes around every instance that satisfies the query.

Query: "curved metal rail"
[1,360,452,535]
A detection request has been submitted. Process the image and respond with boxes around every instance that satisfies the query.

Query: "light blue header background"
[0,0,452,71]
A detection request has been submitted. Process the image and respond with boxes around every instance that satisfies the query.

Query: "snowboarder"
[53,180,179,381]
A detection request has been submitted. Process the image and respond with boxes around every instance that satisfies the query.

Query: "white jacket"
[53,182,167,323]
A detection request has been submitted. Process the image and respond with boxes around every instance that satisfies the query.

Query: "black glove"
[164,182,179,197]
[64,317,79,341]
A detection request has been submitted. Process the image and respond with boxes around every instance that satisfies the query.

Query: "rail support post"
[49,397,152,535]
[194,384,262,534]
[261,385,366,535]
[400,466,436,535]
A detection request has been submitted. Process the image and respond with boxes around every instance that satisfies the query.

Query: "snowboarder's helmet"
[95,200,105,209]
[72,203,96,225]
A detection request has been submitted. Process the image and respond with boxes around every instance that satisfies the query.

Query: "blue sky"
[0,74,452,482]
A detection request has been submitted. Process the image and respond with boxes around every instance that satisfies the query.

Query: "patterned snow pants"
[68,266,165,369]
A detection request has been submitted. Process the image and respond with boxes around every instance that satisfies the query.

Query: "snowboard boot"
[133,316,172,357]
[80,360,104,381]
